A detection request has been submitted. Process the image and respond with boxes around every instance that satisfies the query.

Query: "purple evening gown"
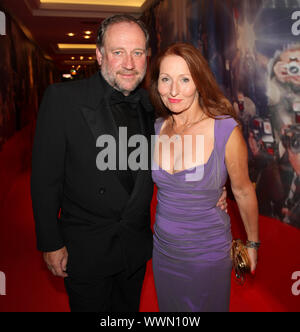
[152,117,238,312]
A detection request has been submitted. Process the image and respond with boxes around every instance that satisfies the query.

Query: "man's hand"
[43,246,68,278]
[217,186,228,212]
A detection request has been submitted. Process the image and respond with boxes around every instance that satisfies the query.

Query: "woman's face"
[157,55,199,114]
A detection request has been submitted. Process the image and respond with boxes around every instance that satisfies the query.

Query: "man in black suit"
[31,14,227,312]
[31,15,155,312]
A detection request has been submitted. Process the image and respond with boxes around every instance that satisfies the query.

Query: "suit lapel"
[80,73,118,142]
[81,99,118,143]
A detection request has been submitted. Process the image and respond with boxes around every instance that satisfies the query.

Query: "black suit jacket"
[31,73,155,279]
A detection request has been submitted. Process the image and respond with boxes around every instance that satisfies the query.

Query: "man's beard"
[101,66,146,95]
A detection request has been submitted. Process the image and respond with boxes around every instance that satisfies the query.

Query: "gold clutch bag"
[231,239,251,283]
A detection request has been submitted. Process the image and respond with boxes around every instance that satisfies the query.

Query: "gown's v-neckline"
[153,118,216,176]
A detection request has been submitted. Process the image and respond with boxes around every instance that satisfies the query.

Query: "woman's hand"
[247,247,258,275]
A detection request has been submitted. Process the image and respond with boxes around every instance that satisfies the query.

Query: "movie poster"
[153,0,300,228]
[224,0,300,229]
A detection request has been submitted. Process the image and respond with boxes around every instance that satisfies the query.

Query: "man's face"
[96,21,147,96]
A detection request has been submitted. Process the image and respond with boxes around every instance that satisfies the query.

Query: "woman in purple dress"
[149,43,260,312]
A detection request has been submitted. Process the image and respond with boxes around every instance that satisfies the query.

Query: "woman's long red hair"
[149,42,238,121]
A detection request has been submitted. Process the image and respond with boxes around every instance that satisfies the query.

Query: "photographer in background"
[245,45,300,227]
[255,125,300,228]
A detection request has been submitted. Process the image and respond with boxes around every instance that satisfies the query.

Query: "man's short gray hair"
[96,14,149,52]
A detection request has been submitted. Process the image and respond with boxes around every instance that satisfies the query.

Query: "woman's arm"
[225,126,259,272]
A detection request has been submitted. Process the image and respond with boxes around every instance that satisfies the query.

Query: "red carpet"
[0,129,299,312]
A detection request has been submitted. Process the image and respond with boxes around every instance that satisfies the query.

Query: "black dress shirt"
[99,73,142,195]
